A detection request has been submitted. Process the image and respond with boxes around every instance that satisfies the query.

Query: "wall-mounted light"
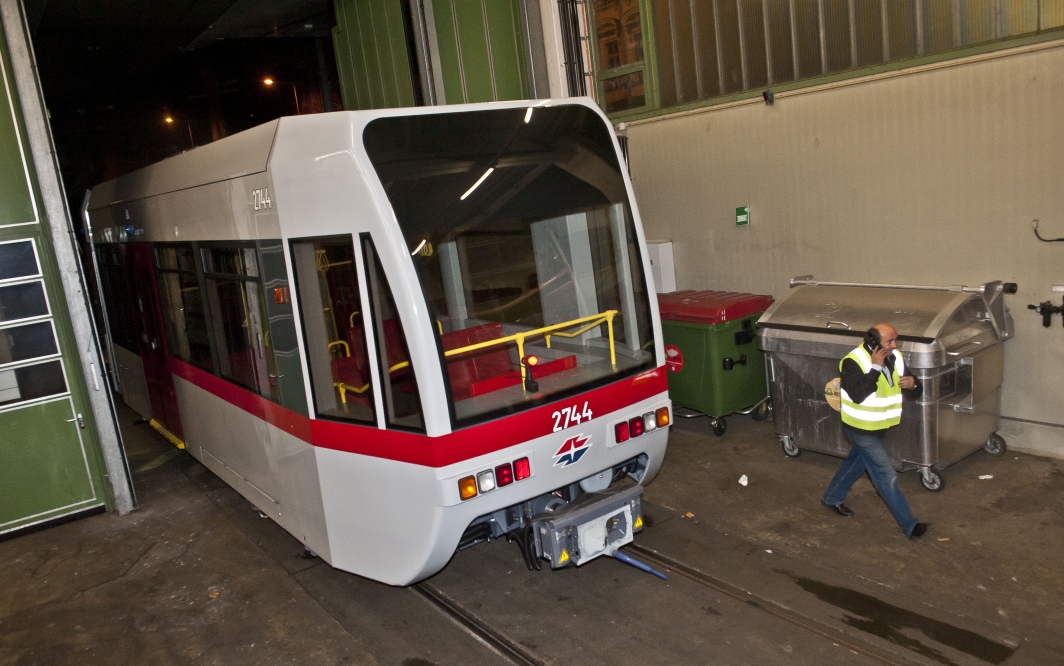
[524,107,533,123]
[263,77,275,86]
[164,116,174,124]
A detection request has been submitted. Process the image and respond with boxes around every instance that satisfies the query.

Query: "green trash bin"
[658,290,775,435]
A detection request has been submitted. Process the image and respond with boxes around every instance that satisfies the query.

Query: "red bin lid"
[657,290,775,325]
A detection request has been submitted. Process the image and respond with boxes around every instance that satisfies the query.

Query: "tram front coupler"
[532,484,644,569]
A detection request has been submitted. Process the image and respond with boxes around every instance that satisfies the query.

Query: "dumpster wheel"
[984,433,1007,457]
[710,417,727,437]
[920,469,945,492]
[751,399,771,422]
[780,436,801,458]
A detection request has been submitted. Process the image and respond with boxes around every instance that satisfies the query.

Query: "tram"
[87,99,670,585]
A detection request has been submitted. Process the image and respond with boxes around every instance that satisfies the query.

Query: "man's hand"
[871,346,890,366]
[899,376,917,390]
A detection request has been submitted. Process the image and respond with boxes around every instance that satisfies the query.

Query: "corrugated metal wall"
[332,0,418,110]
[331,0,531,110]
[431,0,530,103]
[626,40,1064,458]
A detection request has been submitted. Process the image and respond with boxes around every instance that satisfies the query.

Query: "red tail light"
[495,462,514,487]
[513,457,531,481]
[629,416,644,438]
[614,421,630,443]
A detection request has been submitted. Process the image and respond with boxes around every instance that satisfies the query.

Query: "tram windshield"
[364,105,655,427]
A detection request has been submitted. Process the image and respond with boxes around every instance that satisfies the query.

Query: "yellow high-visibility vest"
[839,345,903,430]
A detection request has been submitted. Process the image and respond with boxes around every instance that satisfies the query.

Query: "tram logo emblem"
[553,435,591,467]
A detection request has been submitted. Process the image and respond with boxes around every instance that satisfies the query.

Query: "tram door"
[126,243,183,439]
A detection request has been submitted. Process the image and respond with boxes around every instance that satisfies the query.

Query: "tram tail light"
[513,457,531,481]
[458,476,478,500]
[614,421,630,443]
[643,411,657,432]
[495,463,514,487]
[628,416,644,438]
[656,407,670,427]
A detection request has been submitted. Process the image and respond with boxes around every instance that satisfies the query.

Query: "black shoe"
[822,500,854,517]
[909,523,930,539]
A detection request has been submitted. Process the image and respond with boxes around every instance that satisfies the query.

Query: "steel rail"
[626,544,916,666]
[412,582,545,666]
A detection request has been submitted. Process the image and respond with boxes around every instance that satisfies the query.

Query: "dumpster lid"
[658,290,775,325]
[757,285,974,341]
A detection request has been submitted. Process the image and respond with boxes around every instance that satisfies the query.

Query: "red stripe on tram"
[168,358,667,468]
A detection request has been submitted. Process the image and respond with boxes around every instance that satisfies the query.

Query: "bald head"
[871,323,898,352]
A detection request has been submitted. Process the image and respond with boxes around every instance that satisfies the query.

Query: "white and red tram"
[87,99,671,585]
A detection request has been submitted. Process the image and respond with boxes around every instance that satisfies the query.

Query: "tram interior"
[365,104,656,427]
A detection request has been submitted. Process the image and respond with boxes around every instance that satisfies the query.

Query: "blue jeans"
[823,426,919,536]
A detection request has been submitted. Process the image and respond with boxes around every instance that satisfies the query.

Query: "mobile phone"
[864,329,881,352]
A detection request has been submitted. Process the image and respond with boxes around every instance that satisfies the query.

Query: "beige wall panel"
[627,41,1064,458]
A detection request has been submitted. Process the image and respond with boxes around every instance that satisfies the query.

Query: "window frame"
[585,0,1064,122]
[288,234,379,428]
[0,238,69,410]
[197,241,279,401]
[359,233,427,434]
[586,0,663,118]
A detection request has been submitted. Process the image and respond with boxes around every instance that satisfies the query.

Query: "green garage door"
[1,28,109,534]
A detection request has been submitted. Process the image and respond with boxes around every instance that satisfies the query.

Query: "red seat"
[332,323,371,407]
[331,355,370,407]
[442,322,517,401]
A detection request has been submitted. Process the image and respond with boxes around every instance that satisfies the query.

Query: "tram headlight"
[458,476,478,500]
[477,470,496,493]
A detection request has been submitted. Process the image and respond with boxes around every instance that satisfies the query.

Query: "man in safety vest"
[821,323,930,539]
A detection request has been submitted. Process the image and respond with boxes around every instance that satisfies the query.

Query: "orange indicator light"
[656,407,670,427]
[458,475,478,500]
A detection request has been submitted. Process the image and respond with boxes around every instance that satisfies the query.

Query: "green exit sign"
[735,206,750,226]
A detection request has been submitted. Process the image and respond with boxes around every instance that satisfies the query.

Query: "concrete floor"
[2,402,1062,665]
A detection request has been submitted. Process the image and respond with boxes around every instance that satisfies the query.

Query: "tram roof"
[87,119,280,211]
[87,99,605,211]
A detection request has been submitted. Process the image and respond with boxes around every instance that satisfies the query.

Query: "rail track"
[413,544,918,666]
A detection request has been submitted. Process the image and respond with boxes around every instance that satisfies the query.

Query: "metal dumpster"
[658,290,774,436]
[757,277,1017,491]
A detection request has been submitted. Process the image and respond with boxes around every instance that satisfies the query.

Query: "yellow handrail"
[334,381,370,404]
[414,310,620,380]
[373,311,619,381]
[349,311,360,327]
[328,340,349,357]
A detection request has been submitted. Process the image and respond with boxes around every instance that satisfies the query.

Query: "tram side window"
[201,245,277,401]
[362,236,425,432]
[156,244,213,370]
[94,245,137,351]
[290,236,375,424]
